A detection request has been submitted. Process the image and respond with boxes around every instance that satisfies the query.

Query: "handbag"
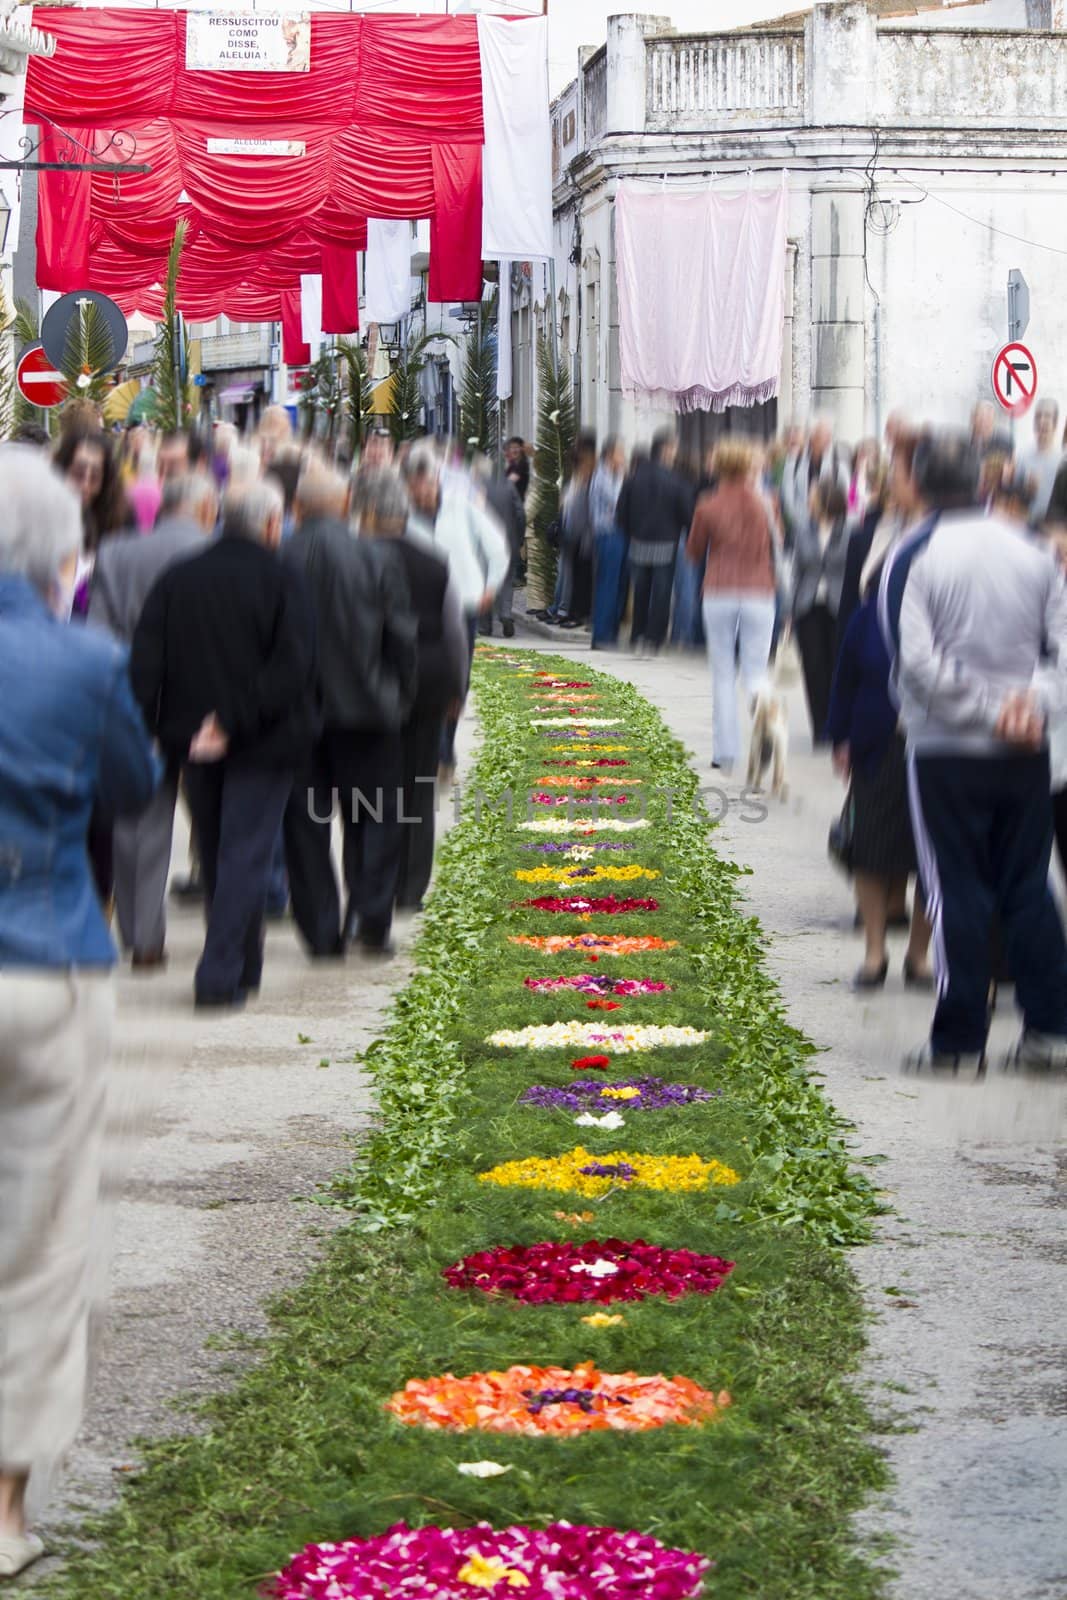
[827,792,855,877]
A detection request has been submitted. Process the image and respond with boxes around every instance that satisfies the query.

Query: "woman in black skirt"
[827,565,933,992]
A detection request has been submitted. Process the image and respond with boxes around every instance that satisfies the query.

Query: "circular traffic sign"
[15,343,68,409]
[41,290,128,377]
[991,341,1037,417]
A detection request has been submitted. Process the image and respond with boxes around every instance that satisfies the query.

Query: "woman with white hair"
[0,446,158,1577]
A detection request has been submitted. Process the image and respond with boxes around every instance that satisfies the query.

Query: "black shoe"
[194,989,247,1011]
[502,619,515,638]
[853,959,889,991]
[170,875,204,902]
[309,941,346,961]
[531,609,552,622]
[558,617,584,630]
[903,957,935,991]
[357,930,396,958]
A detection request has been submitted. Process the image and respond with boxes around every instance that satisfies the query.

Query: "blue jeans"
[546,547,574,621]
[591,530,628,646]
[702,594,776,766]
[671,536,705,647]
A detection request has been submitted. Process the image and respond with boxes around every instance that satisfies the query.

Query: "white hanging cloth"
[365,219,412,326]
[299,273,322,363]
[615,179,789,413]
[478,15,552,261]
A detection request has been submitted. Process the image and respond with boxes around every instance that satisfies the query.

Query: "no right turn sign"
[991,341,1037,417]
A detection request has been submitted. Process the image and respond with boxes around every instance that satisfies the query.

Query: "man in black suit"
[131,479,316,1008]
[354,468,469,909]
[282,466,418,958]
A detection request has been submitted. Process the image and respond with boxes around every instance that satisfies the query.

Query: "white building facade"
[504,0,1067,451]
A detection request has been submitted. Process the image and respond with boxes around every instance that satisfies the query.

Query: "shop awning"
[218,385,256,404]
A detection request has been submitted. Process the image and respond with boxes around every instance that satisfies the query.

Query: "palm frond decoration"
[0,290,15,440]
[458,300,498,460]
[387,331,452,446]
[338,337,375,455]
[13,297,39,350]
[8,298,42,431]
[299,347,343,444]
[527,335,577,608]
[152,220,190,432]
[59,298,115,413]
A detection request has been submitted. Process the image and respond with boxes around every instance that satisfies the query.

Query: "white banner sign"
[185,13,311,73]
[206,137,307,157]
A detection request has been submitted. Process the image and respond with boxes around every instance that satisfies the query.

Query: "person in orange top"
[686,441,777,772]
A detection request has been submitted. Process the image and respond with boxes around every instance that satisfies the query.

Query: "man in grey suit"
[89,473,218,966]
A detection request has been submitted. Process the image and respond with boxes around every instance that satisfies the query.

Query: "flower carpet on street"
[521,1076,714,1113]
[487,1022,708,1051]
[528,793,634,807]
[509,932,676,952]
[269,1523,709,1600]
[533,776,643,786]
[523,976,671,994]
[442,1239,737,1304]
[515,894,659,913]
[517,817,649,833]
[386,1362,729,1436]
[478,1147,740,1198]
[529,717,623,727]
[514,866,660,884]
[56,649,887,1600]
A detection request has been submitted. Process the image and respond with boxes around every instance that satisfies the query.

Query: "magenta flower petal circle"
[269,1520,710,1599]
[443,1239,735,1305]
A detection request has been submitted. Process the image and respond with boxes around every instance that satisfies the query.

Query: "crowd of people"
[539,401,1067,1074]
[4,386,1067,1573]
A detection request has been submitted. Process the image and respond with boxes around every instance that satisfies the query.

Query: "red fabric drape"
[280,289,309,366]
[355,17,483,141]
[24,9,495,318]
[172,14,363,124]
[429,144,483,304]
[26,12,177,124]
[321,246,359,335]
[35,124,92,290]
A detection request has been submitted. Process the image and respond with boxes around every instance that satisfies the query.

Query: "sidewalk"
[501,628,1067,1600]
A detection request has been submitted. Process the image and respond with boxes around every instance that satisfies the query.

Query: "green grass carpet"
[43,650,890,1600]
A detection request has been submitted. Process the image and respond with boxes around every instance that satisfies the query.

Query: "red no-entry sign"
[991,341,1037,417]
[15,344,68,409]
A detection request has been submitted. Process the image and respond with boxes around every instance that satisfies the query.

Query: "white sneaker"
[0,1533,45,1578]
[903,1041,986,1076]
[1005,1030,1067,1071]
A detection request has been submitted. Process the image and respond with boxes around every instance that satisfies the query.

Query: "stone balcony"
[553,0,1067,171]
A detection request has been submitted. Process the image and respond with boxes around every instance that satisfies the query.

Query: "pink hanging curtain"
[614,181,788,414]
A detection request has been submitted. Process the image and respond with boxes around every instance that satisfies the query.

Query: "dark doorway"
[678,398,778,465]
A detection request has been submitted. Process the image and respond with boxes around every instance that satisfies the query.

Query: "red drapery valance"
[25,9,495,321]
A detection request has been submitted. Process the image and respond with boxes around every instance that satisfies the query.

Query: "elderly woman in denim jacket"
[0,447,157,1578]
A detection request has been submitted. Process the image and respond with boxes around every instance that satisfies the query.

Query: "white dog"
[747,687,789,800]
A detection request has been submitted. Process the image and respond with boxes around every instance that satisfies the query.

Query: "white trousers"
[702,594,776,766]
[0,971,114,1471]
